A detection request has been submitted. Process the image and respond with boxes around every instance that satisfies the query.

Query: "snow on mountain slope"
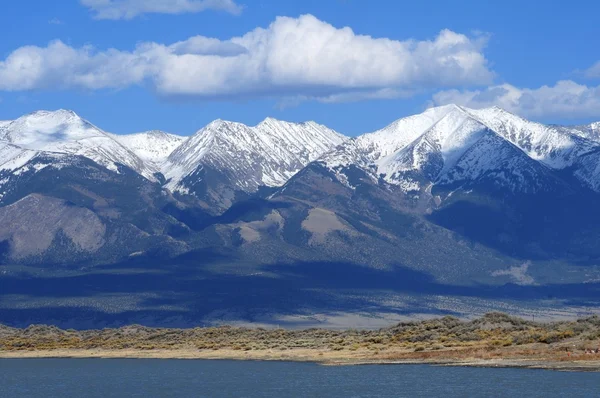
[435,131,559,193]
[112,130,185,168]
[0,142,77,201]
[376,107,559,193]
[313,140,380,190]
[321,104,470,171]
[162,118,346,194]
[591,122,600,135]
[568,122,600,143]
[0,121,12,128]
[377,108,489,189]
[466,107,597,170]
[318,105,475,180]
[0,142,39,172]
[464,107,600,191]
[318,105,600,194]
[355,104,460,161]
[378,109,486,178]
[3,106,599,205]
[0,110,155,179]
[317,105,463,188]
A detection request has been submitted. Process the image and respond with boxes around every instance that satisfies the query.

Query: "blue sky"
[1,0,599,136]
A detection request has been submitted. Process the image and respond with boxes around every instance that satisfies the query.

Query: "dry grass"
[1,313,599,366]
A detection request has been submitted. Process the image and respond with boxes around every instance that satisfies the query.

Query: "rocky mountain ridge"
[2,106,600,327]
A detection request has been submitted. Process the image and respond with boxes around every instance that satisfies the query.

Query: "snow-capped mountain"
[463,108,600,191]
[162,118,346,205]
[0,110,156,179]
[319,105,600,195]
[5,105,600,329]
[355,105,461,161]
[569,121,600,143]
[320,105,466,172]
[2,107,598,202]
[0,110,348,212]
[377,107,560,193]
[465,107,598,170]
[112,130,186,169]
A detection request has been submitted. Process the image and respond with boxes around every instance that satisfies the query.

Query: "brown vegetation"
[1,313,599,367]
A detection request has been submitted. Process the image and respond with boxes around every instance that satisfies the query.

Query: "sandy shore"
[2,348,599,372]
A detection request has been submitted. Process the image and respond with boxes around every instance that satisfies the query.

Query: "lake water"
[0,359,598,397]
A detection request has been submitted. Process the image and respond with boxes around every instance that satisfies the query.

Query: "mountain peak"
[0,109,158,180]
[162,116,346,203]
[113,130,185,167]
[3,109,100,140]
[353,104,471,161]
[53,108,78,116]
[1,109,102,145]
[322,103,600,195]
[25,109,80,120]
[427,103,466,113]
[205,118,245,130]
[375,108,494,188]
[257,116,281,125]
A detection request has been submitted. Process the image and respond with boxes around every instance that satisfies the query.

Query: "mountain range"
[1,105,600,328]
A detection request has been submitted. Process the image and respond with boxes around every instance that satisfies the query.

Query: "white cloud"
[275,88,414,109]
[432,80,600,119]
[0,41,150,91]
[0,15,492,102]
[318,88,415,103]
[81,0,243,20]
[584,61,600,79]
[48,18,63,25]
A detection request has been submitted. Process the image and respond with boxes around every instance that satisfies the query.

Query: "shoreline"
[2,349,599,372]
[2,313,599,372]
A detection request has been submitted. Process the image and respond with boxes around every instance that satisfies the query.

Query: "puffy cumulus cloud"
[432,80,600,119]
[0,15,493,102]
[81,0,243,20]
[0,40,152,91]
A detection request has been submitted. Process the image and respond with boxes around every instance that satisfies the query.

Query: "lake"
[0,359,598,397]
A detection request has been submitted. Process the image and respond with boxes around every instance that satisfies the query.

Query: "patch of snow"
[567,121,600,143]
[112,130,186,169]
[0,142,39,172]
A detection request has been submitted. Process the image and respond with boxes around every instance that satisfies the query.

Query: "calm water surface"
[0,359,598,397]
